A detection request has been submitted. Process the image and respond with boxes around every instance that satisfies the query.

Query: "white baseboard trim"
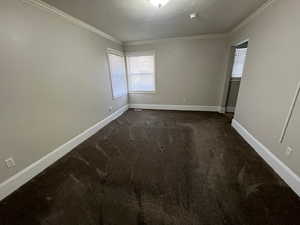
[0,104,129,201]
[219,107,226,114]
[129,104,221,112]
[226,106,236,113]
[232,119,300,197]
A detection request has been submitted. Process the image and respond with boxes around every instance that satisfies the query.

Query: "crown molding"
[124,33,229,46]
[125,0,277,46]
[230,0,277,34]
[20,0,277,46]
[21,0,122,44]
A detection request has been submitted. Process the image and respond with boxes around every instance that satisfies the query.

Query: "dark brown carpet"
[0,110,299,225]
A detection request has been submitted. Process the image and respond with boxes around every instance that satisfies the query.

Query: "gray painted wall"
[125,38,228,107]
[230,0,300,175]
[0,0,127,184]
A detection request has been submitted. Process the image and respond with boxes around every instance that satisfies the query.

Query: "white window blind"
[232,48,248,78]
[126,52,155,93]
[107,50,128,99]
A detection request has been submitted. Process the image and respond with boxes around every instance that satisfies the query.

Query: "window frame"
[106,48,128,100]
[126,51,156,94]
[231,47,248,79]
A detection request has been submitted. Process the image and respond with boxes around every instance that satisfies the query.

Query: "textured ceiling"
[43,0,269,42]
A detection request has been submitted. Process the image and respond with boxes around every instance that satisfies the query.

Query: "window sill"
[129,91,156,94]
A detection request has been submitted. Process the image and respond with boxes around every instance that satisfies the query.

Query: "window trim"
[126,51,156,94]
[231,47,248,79]
[106,48,128,100]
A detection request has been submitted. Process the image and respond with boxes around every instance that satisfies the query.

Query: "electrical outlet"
[108,106,113,112]
[183,98,187,103]
[5,157,16,168]
[286,147,293,156]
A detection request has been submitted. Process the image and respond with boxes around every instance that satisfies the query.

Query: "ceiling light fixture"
[149,0,170,8]
[190,13,198,19]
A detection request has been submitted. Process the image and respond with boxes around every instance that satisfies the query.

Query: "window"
[126,52,155,93]
[107,49,128,99]
[232,48,248,78]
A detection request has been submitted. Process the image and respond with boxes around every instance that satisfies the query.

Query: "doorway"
[225,41,248,118]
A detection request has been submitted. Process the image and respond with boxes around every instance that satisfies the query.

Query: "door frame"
[219,38,249,113]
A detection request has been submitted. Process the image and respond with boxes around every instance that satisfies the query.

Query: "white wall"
[125,37,228,108]
[230,0,300,175]
[0,0,127,184]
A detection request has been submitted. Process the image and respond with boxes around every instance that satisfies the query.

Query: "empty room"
[0,0,300,224]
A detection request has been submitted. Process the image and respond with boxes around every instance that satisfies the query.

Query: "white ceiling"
[43,0,269,42]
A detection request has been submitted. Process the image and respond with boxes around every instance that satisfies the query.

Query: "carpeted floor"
[0,109,299,225]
